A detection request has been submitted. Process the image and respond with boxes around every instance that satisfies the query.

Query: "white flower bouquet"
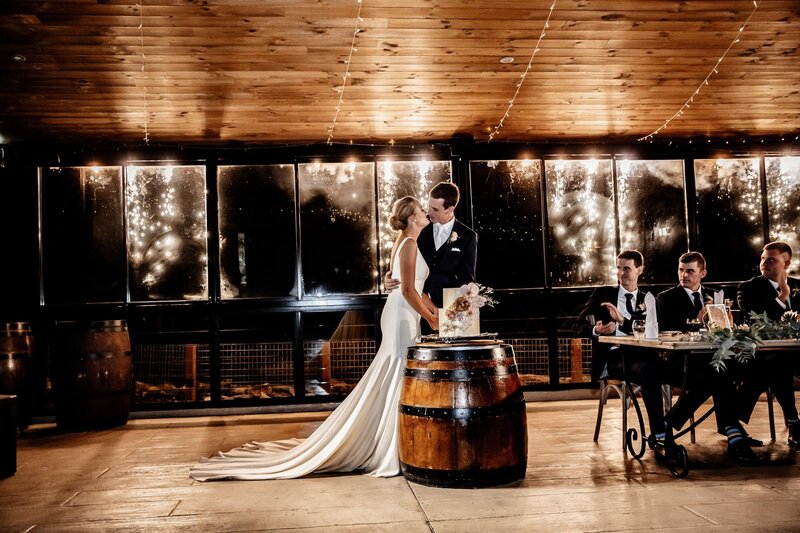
[440,283,497,336]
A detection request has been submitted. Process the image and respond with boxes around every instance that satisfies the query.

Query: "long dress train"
[190,237,427,480]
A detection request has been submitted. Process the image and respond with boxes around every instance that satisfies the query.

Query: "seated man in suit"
[574,250,668,456]
[737,241,800,448]
[657,252,760,463]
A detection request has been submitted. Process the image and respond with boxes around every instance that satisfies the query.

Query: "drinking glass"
[632,319,646,339]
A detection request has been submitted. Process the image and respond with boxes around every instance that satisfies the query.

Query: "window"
[298,162,377,296]
[470,160,545,288]
[218,165,297,298]
[41,166,125,303]
[126,165,208,301]
[616,160,688,283]
[694,158,762,281]
[766,156,800,275]
[545,159,616,286]
[376,160,451,282]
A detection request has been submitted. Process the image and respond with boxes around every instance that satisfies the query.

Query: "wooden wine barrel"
[55,320,132,430]
[0,395,16,477]
[399,342,528,488]
[0,323,34,430]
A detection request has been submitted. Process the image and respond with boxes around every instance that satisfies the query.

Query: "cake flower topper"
[440,282,497,336]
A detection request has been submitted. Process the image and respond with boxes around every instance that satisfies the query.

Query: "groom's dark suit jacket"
[737,275,800,321]
[574,285,647,381]
[656,285,720,332]
[418,219,477,308]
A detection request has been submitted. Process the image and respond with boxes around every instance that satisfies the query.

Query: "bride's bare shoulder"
[397,237,418,258]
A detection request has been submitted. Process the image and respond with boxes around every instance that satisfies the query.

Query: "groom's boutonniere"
[449,231,459,243]
[792,286,800,299]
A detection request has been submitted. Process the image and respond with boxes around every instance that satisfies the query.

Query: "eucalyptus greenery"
[703,310,800,372]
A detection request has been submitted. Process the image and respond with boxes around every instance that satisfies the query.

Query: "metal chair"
[594,379,693,451]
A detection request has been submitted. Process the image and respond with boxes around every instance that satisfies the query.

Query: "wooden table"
[597,335,800,476]
[599,335,800,352]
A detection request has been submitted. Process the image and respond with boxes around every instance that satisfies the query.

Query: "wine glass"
[632,319,646,339]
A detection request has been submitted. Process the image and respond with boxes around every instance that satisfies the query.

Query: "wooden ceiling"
[1,0,799,146]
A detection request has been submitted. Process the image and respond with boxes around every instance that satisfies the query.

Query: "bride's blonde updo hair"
[389,196,421,231]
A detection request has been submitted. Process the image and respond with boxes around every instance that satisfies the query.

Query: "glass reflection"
[42,166,125,303]
[617,160,688,283]
[694,158,762,281]
[470,160,544,288]
[218,165,297,298]
[126,165,208,301]
[0,166,38,309]
[377,160,450,282]
[545,159,615,286]
[298,162,377,295]
[766,156,800,275]
[303,310,376,396]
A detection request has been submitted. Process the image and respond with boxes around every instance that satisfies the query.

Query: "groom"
[385,182,478,327]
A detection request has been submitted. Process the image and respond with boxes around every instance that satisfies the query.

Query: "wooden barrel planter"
[0,322,34,430]
[55,320,132,430]
[399,342,528,488]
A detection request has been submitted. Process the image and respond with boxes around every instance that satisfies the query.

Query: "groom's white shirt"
[433,218,456,250]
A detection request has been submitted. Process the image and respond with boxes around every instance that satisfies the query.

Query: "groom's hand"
[384,271,400,292]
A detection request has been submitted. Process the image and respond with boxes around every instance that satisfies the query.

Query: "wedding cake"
[439,287,480,337]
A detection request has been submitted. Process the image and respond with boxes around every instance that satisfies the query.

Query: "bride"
[190,196,438,480]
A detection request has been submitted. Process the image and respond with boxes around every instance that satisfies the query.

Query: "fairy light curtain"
[694,158,763,282]
[376,160,451,281]
[765,156,800,275]
[125,165,208,301]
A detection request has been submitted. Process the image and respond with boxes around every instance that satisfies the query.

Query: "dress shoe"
[789,421,800,449]
[727,441,762,466]
[652,440,680,464]
[653,445,668,464]
[737,424,763,447]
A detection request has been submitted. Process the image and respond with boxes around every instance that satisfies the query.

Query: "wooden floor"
[1,396,799,532]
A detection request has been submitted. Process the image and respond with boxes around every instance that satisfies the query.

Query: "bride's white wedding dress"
[190,237,428,480]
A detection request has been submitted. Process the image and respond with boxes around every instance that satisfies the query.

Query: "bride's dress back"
[190,237,427,480]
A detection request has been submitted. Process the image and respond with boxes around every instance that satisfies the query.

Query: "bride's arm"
[421,292,437,315]
[399,241,439,330]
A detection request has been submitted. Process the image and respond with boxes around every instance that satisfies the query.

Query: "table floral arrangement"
[703,310,800,371]
[439,282,497,337]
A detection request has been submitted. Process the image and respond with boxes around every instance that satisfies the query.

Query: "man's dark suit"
[738,275,800,321]
[656,285,716,333]
[736,275,800,425]
[575,286,647,381]
[418,219,477,308]
[656,285,739,431]
[574,286,666,435]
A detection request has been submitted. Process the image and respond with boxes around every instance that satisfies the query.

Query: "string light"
[488,1,557,142]
[638,0,760,141]
[327,0,363,145]
[136,2,149,144]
